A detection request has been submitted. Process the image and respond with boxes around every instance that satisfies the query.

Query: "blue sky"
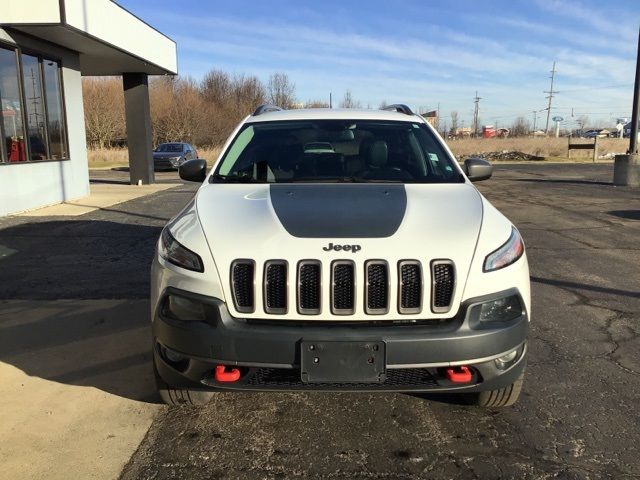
[121,0,638,128]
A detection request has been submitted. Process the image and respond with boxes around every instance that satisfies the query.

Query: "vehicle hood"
[194,182,484,320]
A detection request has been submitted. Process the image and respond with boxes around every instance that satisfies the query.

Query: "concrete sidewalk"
[0,299,163,480]
[17,182,176,217]
[0,172,195,480]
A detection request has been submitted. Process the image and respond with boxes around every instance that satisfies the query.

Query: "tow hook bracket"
[445,365,472,384]
[215,365,241,382]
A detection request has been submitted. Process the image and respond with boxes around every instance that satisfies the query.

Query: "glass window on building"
[21,53,48,160]
[0,47,27,162]
[43,59,67,159]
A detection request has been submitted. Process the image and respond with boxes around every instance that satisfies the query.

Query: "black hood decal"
[270,184,407,238]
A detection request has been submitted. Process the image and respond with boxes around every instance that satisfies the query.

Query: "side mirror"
[179,159,207,182]
[464,158,493,182]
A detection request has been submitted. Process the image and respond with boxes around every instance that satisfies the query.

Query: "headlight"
[479,295,523,323]
[159,228,204,272]
[483,227,524,272]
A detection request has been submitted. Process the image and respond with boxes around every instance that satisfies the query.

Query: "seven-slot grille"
[431,260,455,313]
[229,259,455,316]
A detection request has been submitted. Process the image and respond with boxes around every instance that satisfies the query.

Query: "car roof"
[245,108,425,124]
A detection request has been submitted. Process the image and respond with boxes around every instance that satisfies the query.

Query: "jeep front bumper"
[153,287,528,393]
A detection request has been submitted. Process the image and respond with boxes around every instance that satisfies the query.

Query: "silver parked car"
[153,143,198,170]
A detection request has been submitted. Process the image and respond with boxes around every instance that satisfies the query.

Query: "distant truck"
[623,122,639,139]
[482,126,509,138]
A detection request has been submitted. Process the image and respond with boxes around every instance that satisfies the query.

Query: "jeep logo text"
[322,242,361,253]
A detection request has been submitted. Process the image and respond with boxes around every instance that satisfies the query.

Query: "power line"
[544,61,558,134]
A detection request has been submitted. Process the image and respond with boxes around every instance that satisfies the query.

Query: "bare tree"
[231,74,266,113]
[151,76,209,145]
[510,116,530,137]
[379,100,388,109]
[340,89,361,108]
[82,77,125,148]
[450,111,459,135]
[200,70,232,105]
[267,72,296,109]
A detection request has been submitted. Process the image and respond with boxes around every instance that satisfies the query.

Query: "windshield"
[155,143,183,153]
[212,120,463,183]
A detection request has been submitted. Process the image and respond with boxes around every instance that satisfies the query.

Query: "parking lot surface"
[1,165,639,479]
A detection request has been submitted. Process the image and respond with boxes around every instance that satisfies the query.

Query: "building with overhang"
[0,0,177,216]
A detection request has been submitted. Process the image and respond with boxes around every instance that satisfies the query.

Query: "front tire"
[473,369,525,407]
[154,360,215,406]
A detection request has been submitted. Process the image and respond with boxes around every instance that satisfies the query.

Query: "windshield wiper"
[209,173,259,183]
[350,177,403,183]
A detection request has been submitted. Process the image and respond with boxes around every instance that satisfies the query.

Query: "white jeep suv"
[151,104,530,407]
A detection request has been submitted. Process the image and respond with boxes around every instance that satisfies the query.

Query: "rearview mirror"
[464,158,492,182]
[179,159,207,182]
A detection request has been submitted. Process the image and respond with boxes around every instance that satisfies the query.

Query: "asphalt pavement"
[1,164,639,479]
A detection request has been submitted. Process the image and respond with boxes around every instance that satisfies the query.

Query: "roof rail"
[381,104,414,115]
[252,104,283,116]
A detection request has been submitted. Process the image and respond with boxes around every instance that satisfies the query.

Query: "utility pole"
[613,26,640,186]
[629,28,640,155]
[544,61,558,134]
[472,91,481,137]
[532,110,537,131]
[329,92,332,108]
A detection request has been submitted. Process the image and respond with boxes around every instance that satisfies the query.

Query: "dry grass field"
[88,147,222,169]
[87,137,627,169]
[446,136,628,160]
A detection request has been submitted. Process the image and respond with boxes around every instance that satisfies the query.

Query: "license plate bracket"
[300,341,386,383]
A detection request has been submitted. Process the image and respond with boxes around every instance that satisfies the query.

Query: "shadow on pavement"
[0,298,160,403]
[0,220,161,299]
[609,210,640,221]
[0,220,164,403]
[514,178,612,186]
[531,276,640,299]
[90,178,130,185]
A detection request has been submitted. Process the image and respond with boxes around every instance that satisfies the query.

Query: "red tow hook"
[445,365,472,384]
[215,365,241,383]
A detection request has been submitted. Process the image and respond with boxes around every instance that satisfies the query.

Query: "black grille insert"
[231,260,255,313]
[399,261,422,314]
[241,367,439,390]
[264,261,287,314]
[332,261,355,315]
[298,261,321,314]
[365,261,389,314]
[432,261,455,312]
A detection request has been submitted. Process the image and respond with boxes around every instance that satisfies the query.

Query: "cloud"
[533,0,636,38]
[141,5,637,124]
